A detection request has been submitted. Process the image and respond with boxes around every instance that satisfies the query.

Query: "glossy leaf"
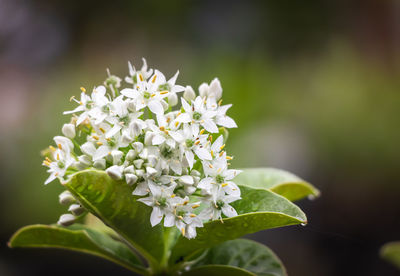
[183,265,255,276]
[194,239,286,276]
[8,224,146,274]
[381,241,400,270]
[235,168,320,201]
[62,169,165,267]
[169,186,306,264]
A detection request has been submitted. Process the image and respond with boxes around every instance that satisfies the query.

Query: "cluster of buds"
[43,59,241,239]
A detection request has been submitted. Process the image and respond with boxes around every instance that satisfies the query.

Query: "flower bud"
[168,93,178,106]
[124,165,135,174]
[62,124,76,139]
[144,132,154,146]
[68,204,85,216]
[59,190,75,205]
[81,142,96,156]
[106,165,123,180]
[183,86,196,101]
[146,166,157,177]
[147,155,158,167]
[125,150,137,161]
[198,83,209,98]
[135,169,145,178]
[180,175,194,185]
[58,214,76,226]
[132,142,144,153]
[93,159,106,170]
[208,78,223,100]
[133,159,144,169]
[111,150,123,165]
[125,174,138,185]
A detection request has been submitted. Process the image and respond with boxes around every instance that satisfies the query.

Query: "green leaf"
[235,168,320,201]
[193,239,287,276]
[183,265,255,276]
[63,169,165,267]
[381,241,400,270]
[8,224,147,274]
[169,186,306,264]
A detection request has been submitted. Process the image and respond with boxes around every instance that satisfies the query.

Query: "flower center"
[158,83,171,91]
[216,175,224,184]
[57,161,65,169]
[161,147,173,158]
[143,91,151,99]
[193,112,202,120]
[186,139,194,148]
[216,200,225,209]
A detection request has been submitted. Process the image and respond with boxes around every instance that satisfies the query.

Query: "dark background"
[1,0,400,275]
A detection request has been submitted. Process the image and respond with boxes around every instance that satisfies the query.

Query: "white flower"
[47,60,241,237]
[177,97,218,133]
[137,182,176,226]
[62,124,76,139]
[125,58,153,84]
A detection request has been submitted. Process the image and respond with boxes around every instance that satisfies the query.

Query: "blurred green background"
[1,0,400,275]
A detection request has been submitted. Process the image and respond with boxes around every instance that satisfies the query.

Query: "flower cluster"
[43,59,241,239]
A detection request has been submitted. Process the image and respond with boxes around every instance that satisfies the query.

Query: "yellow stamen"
[155,201,161,206]
[218,99,223,106]
[209,164,213,168]
[93,135,99,140]
[49,146,56,152]
[106,138,111,141]
[192,204,200,209]
[160,91,168,95]
[57,153,60,160]
[221,183,228,187]
[175,121,179,127]
[79,101,83,105]
[171,194,176,198]
[220,144,225,150]
[99,128,105,133]
[96,142,103,146]
[80,87,86,93]
[226,156,233,160]
[58,144,62,150]
[199,129,205,135]
[69,96,75,102]
[195,140,200,145]
[151,75,157,83]
[178,216,184,220]
[181,228,185,236]
[211,150,214,157]
[166,117,171,123]
[159,126,165,131]
[151,93,156,98]
[43,161,51,166]
[183,200,189,205]
[139,74,144,82]
[219,151,225,157]
[190,214,197,218]
[55,172,59,176]
[217,168,222,173]
[45,157,52,163]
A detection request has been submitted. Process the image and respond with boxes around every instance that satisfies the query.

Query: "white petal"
[152,134,166,145]
[185,151,194,169]
[211,135,224,153]
[217,116,237,128]
[181,98,192,113]
[148,100,164,115]
[106,125,122,139]
[121,88,138,98]
[169,131,183,143]
[132,181,149,196]
[150,207,163,226]
[180,175,194,185]
[222,205,237,218]
[164,213,175,227]
[81,142,96,156]
[177,113,191,123]
[194,147,212,160]
[93,145,110,160]
[171,85,185,93]
[202,119,218,133]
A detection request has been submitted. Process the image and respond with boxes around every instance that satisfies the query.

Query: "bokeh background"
[1,0,400,275]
